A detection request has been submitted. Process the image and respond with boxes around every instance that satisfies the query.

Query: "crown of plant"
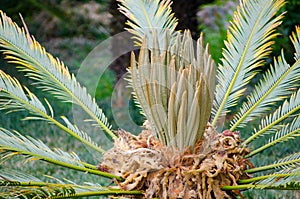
[0,0,300,198]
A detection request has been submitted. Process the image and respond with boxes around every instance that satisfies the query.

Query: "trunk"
[99,125,251,198]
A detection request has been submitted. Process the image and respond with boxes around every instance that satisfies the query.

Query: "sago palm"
[0,0,300,198]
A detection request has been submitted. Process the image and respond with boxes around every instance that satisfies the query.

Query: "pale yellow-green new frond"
[0,10,115,140]
[212,0,285,127]
[118,0,178,47]
[129,31,215,150]
[0,70,105,153]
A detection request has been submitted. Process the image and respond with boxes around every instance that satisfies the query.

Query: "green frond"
[0,169,43,183]
[245,117,300,158]
[49,190,142,199]
[0,170,141,199]
[230,51,300,131]
[231,26,300,131]
[262,181,300,190]
[0,187,142,199]
[243,89,300,145]
[0,70,104,153]
[0,128,121,180]
[253,168,300,189]
[0,70,47,117]
[0,128,84,167]
[239,168,300,185]
[0,185,76,199]
[118,0,178,47]
[224,168,300,191]
[129,31,215,150]
[212,0,285,127]
[1,170,100,191]
[246,152,300,173]
[222,182,300,191]
[60,116,105,153]
[0,10,116,139]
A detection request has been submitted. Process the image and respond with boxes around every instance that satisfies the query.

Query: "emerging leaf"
[129,31,215,150]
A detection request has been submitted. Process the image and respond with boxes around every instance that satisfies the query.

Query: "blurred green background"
[0,0,300,198]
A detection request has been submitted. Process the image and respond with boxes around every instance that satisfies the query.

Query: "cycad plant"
[0,0,300,198]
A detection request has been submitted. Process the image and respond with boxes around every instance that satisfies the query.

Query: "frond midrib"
[1,87,105,154]
[246,157,300,173]
[0,180,142,198]
[0,145,121,180]
[242,102,300,145]
[238,171,300,184]
[245,127,300,158]
[222,183,300,190]
[49,190,142,199]
[230,58,300,131]
[212,4,267,126]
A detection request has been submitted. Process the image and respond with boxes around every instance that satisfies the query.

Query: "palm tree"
[0,0,300,198]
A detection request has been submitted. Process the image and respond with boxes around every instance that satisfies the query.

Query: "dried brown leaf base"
[98,124,253,199]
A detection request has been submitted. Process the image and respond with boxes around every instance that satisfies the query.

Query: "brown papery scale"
[98,122,253,199]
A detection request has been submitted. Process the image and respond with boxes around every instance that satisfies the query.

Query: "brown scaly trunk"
[99,123,253,199]
[108,0,214,80]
